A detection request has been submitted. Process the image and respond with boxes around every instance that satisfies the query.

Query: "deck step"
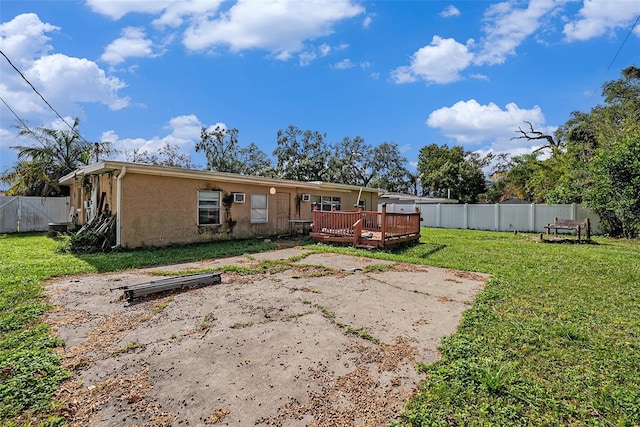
[356,244,378,250]
[111,272,222,302]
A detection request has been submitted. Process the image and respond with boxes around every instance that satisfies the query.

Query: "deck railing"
[311,204,421,248]
[385,211,421,236]
[312,210,361,236]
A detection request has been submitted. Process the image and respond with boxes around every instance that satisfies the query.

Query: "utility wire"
[0,95,32,133]
[0,49,91,145]
[0,95,51,147]
[606,15,640,71]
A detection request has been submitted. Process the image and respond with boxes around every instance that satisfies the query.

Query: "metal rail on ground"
[111,272,222,302]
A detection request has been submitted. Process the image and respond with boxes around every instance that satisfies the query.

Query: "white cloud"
[564,0,640,41]
[101,114,217,158]
[470,73,489,81]
[331,58,371,70]
[85,0,176,20]
[0,127,16,149]
[426,99,550,150]
[101,27,156,65]
[182,0,364,57]
[0,13,129,131]
[29,54,129,110]
[0,13,58,65]
[298,42,347,66]
[299,51,317,66]
[474,0,568,66]
[165,114,204,140]
[152,1,225,28]
[86,0,224,25]
[333,58,354,69]
[440,5,461,18]
[319,43,332,57]
[89,0,363,62]
[363,14,373,28]
[391,36,473,84]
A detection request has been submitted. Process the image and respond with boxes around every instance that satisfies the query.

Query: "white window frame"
[198,190,221,226]
[311,195,341,211]
[251,194,268,223]
[233,192,246,203]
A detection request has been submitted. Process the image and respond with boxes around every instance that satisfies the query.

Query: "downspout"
[116,166,126,247]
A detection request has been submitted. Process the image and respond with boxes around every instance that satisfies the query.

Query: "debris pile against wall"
[71,212,116,253]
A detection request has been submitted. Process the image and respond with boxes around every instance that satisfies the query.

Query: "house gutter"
[116,165,126,247]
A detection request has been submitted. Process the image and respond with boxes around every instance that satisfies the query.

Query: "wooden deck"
[309,204,421,249]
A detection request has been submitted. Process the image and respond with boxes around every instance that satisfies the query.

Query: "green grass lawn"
[393,230,640,426]
[1,230,638,426]
[0,233,278,425]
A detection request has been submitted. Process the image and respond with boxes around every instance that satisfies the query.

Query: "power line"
[0,95,31,133]
[0,95,56,148]
[606,15,640,71]
[0,49,91,145]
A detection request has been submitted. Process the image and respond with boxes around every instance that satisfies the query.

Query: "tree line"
[1,66,638,237]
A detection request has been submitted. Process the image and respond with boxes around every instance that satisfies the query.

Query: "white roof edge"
[59,161,384,193]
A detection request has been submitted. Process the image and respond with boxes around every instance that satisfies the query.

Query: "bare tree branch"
[511,121,560,153]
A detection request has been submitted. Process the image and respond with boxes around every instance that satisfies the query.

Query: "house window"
[311,195,341,211]
[358,199,366,209]
[198,191,221,225]
[251,194,268,223]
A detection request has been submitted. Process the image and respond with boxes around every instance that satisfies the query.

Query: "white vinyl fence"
[0,196,71,233]
[385,203,600,234]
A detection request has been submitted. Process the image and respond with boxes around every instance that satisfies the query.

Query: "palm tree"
[0,118,111,196]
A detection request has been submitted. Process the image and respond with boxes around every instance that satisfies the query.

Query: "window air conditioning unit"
[233,193,246,203]
[301,194,311,202]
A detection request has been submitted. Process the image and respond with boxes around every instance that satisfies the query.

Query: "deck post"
[312,205,318,232]
[380,203,387,249]
[353,219,362,247]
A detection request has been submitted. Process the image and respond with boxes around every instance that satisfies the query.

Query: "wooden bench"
[545,217,591,241]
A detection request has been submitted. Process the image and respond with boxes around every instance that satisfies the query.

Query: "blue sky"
[1,0,639,180]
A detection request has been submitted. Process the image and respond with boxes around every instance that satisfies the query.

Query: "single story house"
[60,161,383,249]
[379,192,458,213]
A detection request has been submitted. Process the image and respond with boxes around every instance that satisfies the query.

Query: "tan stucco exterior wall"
[113,172,378,248]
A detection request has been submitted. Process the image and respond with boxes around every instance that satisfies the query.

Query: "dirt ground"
[46,247,489,427]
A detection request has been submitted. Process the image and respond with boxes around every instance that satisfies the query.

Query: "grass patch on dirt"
[311,229,640,426]
[3,230,639,426]
[0,233,278,424]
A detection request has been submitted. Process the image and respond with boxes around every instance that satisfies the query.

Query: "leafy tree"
[0,117,111,196]
[583,137,640,238]
[417,144,489,203]
[369,142,413,193]
[0,160,50,196]
[195,126,241,173]
[326,136,373,186]
[195,126,274,175]
[596,65,640,143]
[237,142,276,177]
[273,125,330,181]
[129,142,198,169]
